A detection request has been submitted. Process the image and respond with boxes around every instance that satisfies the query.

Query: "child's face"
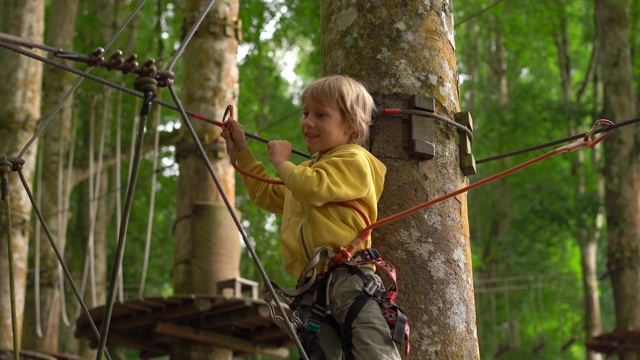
[301,98,355,154]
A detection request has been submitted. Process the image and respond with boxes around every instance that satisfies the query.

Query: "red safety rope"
[221,106,614,264]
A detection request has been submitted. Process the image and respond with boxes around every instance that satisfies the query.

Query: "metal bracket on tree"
[407,94,436,160]
[455,111,476,176]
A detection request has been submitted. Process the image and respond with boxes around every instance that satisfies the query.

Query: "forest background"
[0,0,639,359]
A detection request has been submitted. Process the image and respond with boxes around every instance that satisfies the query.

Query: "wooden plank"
[89,332,169,358]
[154,322,290,358]
[585,330,640,354]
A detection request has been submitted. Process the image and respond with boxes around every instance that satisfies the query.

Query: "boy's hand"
[220,118,247,163]
[268,140,292,169]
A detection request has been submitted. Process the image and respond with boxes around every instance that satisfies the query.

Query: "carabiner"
[585,119,615,148]
[222,104,233,123]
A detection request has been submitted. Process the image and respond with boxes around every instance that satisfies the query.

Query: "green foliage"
[35,0,635,358]
[457,0,620,358]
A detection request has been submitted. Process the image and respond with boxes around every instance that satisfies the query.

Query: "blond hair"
[301,75,375,145]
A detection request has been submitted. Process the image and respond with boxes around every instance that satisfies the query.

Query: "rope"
[16,169,112,360]
[1,156,20,360]
[16,0,148,159]
[167,86,309,360]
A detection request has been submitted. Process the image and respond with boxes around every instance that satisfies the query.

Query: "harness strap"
[300,332,326,360]
[342,288,372,359]
[350,251,411,356]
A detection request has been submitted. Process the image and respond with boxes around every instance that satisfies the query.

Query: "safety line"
[167,86,310,360]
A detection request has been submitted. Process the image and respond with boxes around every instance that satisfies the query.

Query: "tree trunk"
[22,0,79,354]
[320,1,478,359]
[597,0,639,359]
[171,0,240,359]
[0,0,45,351]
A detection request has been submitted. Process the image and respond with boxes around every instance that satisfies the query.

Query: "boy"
[221,75,401,359]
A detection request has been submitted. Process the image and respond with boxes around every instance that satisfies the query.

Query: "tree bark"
[0,0,45,351]
[320,1,478,358]
[171,0,240,359]
[597,0,640,359]
[22,0,79,354]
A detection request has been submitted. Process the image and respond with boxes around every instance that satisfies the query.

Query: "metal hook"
[222,104,233,123]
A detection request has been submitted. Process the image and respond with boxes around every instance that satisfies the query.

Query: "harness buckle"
[354,248,381,265]
[363,277,387,300]
[305,318,322,334]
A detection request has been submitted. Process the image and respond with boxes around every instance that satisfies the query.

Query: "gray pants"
[297,268,402,360]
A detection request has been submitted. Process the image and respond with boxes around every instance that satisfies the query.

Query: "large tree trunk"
[597,0,640,359]
[0,0,45,351]
[320,1,478,359]
[22,0,79,354]
[171,1,241,359]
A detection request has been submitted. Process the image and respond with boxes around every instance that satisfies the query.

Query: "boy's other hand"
[268,140,292,169]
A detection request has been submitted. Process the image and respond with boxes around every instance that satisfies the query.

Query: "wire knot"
[1,156,25,172]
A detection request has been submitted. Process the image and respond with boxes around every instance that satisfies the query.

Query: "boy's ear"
[345,121,356,134]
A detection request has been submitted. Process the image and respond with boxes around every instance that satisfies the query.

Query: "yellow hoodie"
[235,143,387,277]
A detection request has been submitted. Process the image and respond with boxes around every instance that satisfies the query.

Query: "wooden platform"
[75,294,294,359]
[585,330,640,354]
